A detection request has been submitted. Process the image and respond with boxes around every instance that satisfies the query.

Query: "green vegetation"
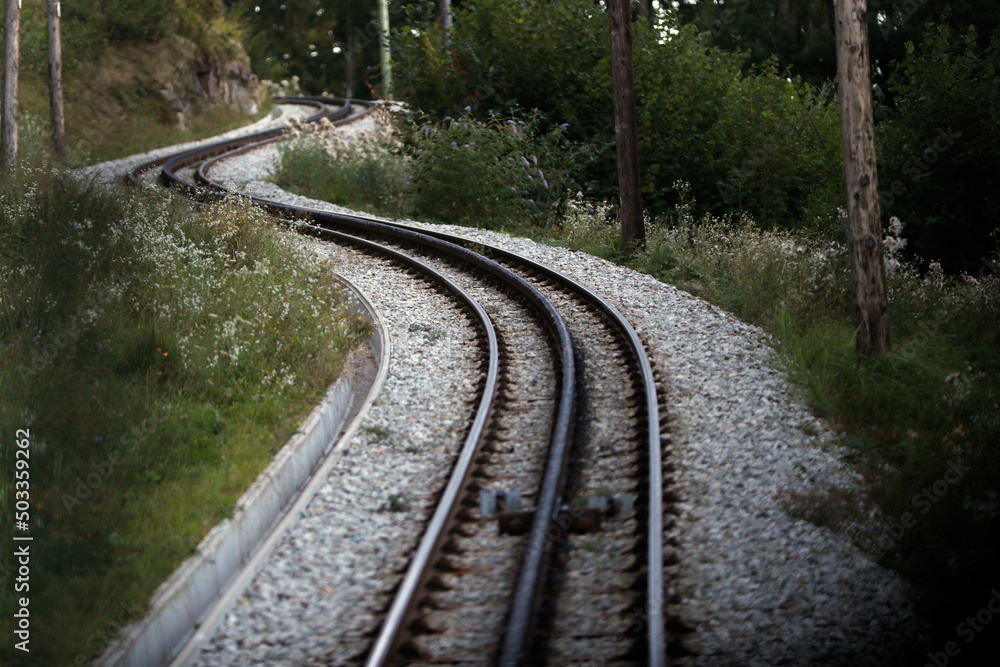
[274,118,408,217]
[876,23,1000,273]
[233,0,388,95]
[0,172,369,665]
[677,0,1000,90]
[558,186,999,638]
[274,109,585,230]
[11,0,270,168]
[392,0,845,233]
[392,1,999,271]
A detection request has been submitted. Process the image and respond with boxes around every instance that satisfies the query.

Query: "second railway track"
[129,98,679,666]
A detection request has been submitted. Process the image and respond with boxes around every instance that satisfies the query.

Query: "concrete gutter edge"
[97,275,390,667]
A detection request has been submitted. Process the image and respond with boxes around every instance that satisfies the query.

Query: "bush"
[406,110,586,228]
[274,116,409,216]
[392,1,844,231]
[88,0,176,42]
[876,23,1000,273]
[274,109,586,230]
[706,62,843,233]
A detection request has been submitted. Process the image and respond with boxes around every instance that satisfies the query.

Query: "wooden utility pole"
[608,0,645,252]
[834,0,891,355]
[378,0,391,99]
[440,0,452,48]
[2,0,20,172]
[48,0,65,155]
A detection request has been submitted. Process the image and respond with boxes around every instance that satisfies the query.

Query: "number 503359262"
[15,429,31,521]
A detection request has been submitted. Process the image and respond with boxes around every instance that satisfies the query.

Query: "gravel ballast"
[91,105,923,665]
[193,239,485,666]
[199,112,921,665]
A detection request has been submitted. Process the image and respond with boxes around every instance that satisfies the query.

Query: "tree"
[677,0,836,85]
[2,0,19,172]
[835,0,891,355]
[48,0,65,155]
[237,1,397,97]
[678,0,1000,90]
[441,0,452,47]
[379,0,391,97]
[609,0,645,251]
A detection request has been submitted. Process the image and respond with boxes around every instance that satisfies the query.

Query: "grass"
[0,172,369,665]
[272,118,408,217]
[16,53,273,169]
[76,97,273,166]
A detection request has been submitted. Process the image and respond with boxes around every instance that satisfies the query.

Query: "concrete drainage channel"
[96,279,390,667]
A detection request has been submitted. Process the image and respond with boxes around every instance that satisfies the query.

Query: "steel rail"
[124,96,356,187]
[336,220,668,667]
[294,222,504,666]
[153,102,582,665]
[192,97,372,189]
[258,206,578,667]
[196,126,668,663]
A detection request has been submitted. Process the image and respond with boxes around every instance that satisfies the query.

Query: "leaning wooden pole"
[608,0,645,252]
[48,0,65,155]
[2,0,21,172]
[834,0,890,355]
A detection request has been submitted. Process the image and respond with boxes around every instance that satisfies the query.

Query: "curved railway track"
[128,98,677,666]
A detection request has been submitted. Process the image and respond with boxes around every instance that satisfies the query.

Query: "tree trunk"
[440,0,452,48]
[608,0,645,252]
[2,0,20,172]
[834,0,891,355]
[345,15,356,99]
[48,0,65,155]
[378,0,391,99]
[779,0,791,25]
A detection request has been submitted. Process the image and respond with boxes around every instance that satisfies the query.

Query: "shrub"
[88,0,175,42]
[405,110,586,229]
[274,116,409,216]
[392,1,844,231]
[274,109,586,230]
[876,23,1000,273]
[707,62,843,233]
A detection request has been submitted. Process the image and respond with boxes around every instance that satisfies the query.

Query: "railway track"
[129,98,678,666]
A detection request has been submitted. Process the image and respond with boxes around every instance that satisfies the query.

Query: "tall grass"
[273,116,408,217]
[0,173,369,665]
